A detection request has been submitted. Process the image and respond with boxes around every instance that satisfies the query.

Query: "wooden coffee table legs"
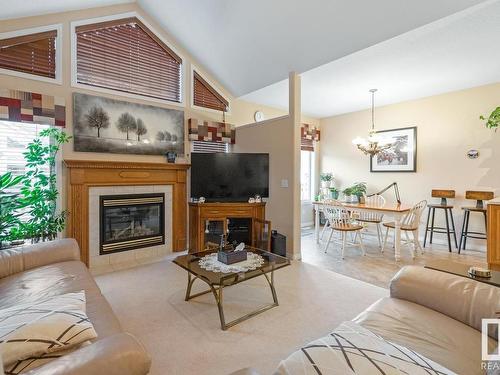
[184,271,279,330]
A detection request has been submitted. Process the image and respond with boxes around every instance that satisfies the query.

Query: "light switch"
[281,179,289,188]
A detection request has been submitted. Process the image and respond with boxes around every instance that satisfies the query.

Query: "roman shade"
[76,17,182,102]
[193,71,229,112]
[0,30,57,79]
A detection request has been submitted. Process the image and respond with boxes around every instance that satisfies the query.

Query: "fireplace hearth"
[100,193,165,254]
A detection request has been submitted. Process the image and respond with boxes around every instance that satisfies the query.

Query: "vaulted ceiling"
[1,0,498,118]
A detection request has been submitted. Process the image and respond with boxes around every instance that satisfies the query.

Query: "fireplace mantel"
[64,160,190,266]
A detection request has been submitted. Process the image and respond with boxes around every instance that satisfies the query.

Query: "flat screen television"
[190,153,269,202]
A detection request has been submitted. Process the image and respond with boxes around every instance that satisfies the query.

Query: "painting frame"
[370,126,417,173]
[72,92,185,156]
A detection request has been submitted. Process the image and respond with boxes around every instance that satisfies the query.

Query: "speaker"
[271,230,286,257]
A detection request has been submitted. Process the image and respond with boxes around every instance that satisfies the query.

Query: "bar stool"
[423,189,457,252]
[458,191,494,253]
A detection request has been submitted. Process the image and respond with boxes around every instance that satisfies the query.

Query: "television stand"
[188,202,270,253]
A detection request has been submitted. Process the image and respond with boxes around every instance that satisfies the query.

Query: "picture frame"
[370,126,417,173]
[73,93,185,156]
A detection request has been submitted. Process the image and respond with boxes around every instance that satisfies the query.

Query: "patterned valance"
[301,124,320,151]
[301,124,320,141]
[188,118,235,144]
[0,88,66,127]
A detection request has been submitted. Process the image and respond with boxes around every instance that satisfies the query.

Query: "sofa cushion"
[276,321,454,375]
[0,291,97,368]
[0,261,122,340]
[390,266,500,338]
[353,297,496,375]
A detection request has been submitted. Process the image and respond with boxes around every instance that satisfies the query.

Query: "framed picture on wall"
[370,126,417,172]
[73,93,185,156]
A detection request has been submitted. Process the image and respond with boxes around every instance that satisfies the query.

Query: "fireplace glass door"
[100,193,165,254]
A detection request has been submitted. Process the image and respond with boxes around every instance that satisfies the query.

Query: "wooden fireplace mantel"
[64,159,190,266]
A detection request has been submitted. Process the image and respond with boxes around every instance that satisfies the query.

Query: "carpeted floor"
[95,254,387,375]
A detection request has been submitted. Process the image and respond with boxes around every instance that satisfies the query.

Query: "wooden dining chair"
[382,200,427,259]
[323,201,365,259]
[355,194,385,250]
[319,199,335,241]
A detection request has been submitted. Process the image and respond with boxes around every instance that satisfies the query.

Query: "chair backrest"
[402,200,427,228]
[362,194,386,221]
[431,189,455,205]
[323,200,351,227]
[465,190,494,209]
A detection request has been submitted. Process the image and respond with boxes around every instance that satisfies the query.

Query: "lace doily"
[198,252,265,273]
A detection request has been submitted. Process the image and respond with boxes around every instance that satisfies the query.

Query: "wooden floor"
[301,226,487,288]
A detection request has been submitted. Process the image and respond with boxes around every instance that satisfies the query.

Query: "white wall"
[319,83,500,251]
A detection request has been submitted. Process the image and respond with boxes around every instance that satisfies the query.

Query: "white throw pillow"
[0,291,97,367]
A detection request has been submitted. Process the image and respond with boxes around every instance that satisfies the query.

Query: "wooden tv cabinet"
[188,202,269,253]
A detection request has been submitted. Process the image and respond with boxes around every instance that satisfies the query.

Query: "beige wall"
[0,3,317,164]
[234,116,295,254]
[319,82,500,250]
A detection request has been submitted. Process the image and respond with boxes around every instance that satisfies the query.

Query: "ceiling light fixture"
[352,89,394,157]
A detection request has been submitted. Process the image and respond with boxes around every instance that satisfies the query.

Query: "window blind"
[76,17,182,102]
[301,138,314,151]
[0,30,57,78]
[191,140,228,153]
[193,71,229,112]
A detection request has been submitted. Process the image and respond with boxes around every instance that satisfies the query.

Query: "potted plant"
[329,187,339,200]
[351,182,367,204]
[16,128,71,243]
[480,107,500,131]
[342,186,353,202]
[320,173,334,188]
[0,172,26,249]
[342,182,367,203]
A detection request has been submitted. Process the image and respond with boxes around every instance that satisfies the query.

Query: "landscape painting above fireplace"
[73,93,184,155]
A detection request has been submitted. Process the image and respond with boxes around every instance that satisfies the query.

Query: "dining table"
[312,200,412,261]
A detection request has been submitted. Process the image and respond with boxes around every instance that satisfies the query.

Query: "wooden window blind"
[0,30,57,78]
[193,71,229,112]
[301,138,314,151]
[191,140,229,153]
[76,17,182,102]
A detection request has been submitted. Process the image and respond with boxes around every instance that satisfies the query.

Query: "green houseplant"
[480,107,500,131]
[13,128,71,244]
[342,182,367,203]
[0,172,26,248]
[329,187,339,200]
[320,172,334,188]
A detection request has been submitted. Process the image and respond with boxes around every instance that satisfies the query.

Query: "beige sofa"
[259,265,499,375]
[0,239,151,375]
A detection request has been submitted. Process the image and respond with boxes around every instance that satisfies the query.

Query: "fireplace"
[100,193,165,254]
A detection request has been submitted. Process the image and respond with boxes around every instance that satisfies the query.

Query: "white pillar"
[289,72,302,260]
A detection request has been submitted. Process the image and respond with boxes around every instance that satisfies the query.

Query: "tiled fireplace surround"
[64,160,189,270]
[88,185,173,272]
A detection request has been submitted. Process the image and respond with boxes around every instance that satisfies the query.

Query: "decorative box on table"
[217,250,247,265]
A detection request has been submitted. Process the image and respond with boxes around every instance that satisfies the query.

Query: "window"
[191,141,229,153]
[75,17,182,102]
[0,30,57,79]
[0,121,51,195]
[193,71,229,112]
[301,150,315,201]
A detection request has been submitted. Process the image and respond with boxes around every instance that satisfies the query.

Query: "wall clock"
[254,111,264,122]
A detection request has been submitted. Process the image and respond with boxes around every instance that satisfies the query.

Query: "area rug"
[95,254,387,375]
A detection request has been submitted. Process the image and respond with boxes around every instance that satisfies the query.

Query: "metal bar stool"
[423,189,457,252]
[458,190,494,253]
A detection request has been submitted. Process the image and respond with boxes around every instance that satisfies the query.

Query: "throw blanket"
[276,321,456,375]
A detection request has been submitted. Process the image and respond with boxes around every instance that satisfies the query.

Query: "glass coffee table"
[173,247,290,330]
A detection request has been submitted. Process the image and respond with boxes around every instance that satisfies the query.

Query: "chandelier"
[352,89,394,156]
